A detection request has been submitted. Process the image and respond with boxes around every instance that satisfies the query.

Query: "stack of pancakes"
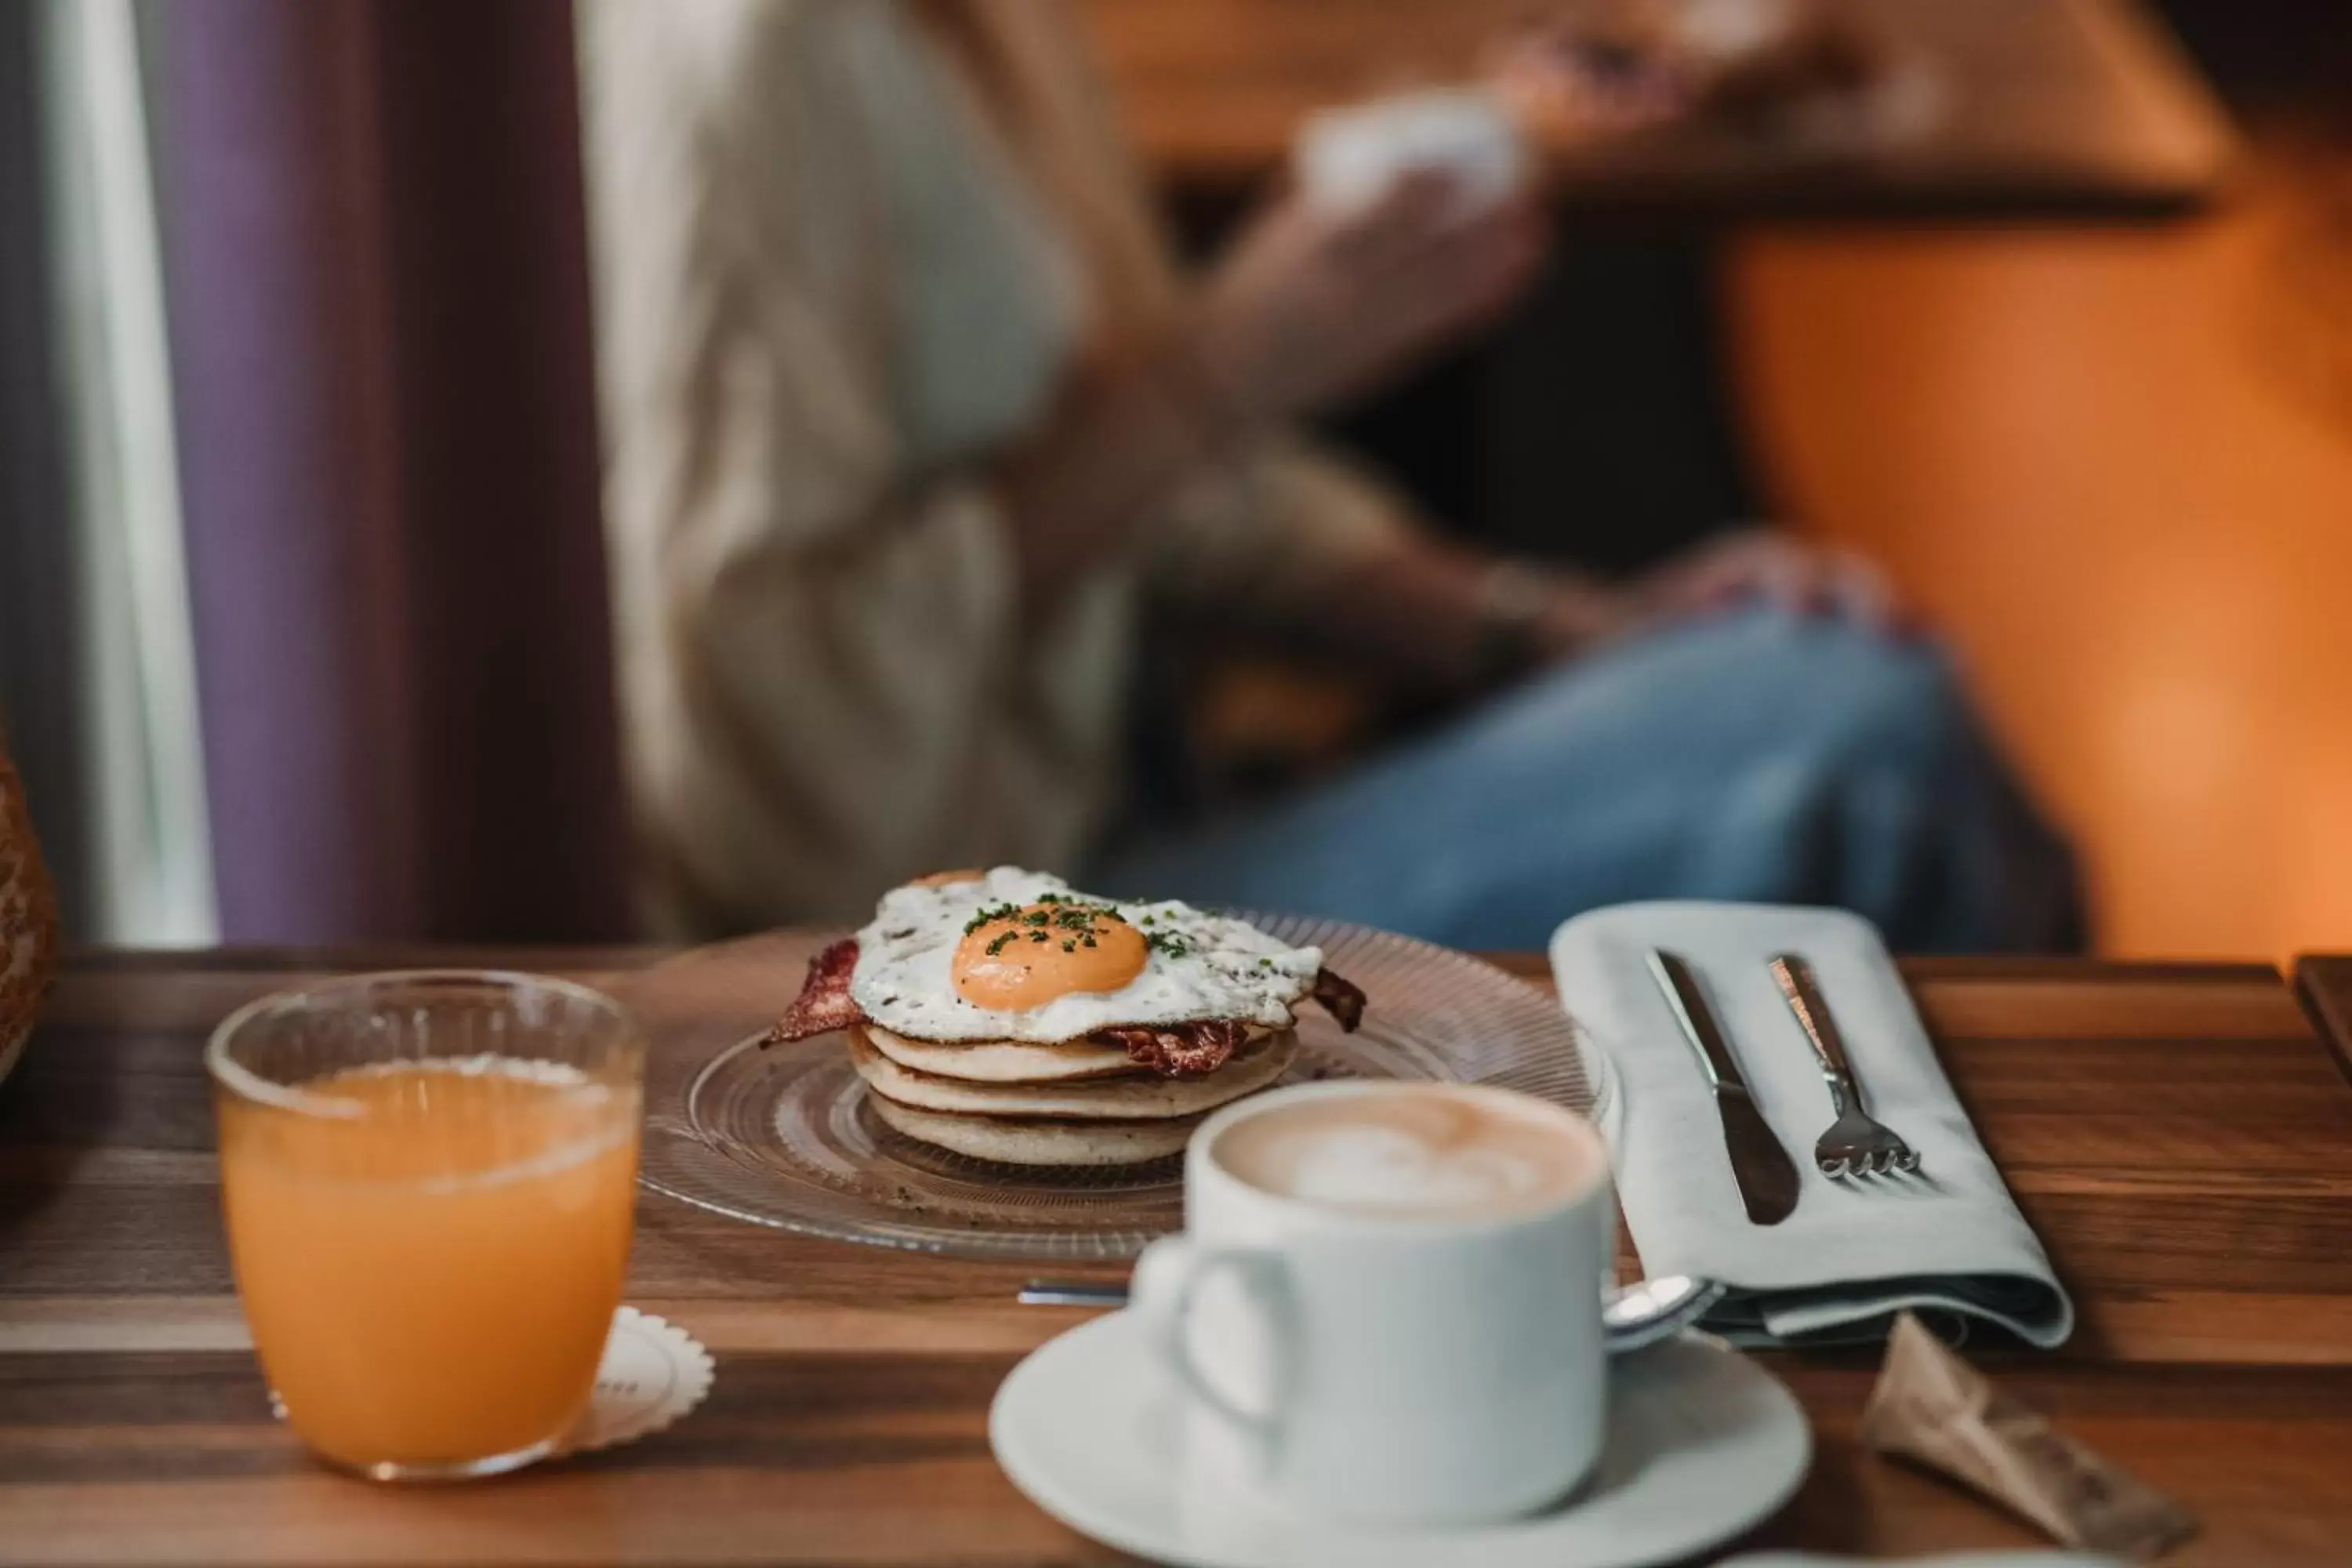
[848,1022,1298,1167]
[763,869,1362,1169]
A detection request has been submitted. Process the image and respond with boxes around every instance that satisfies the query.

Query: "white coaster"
[561,1306,715,1455]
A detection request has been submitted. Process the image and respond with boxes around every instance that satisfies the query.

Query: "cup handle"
[1131,1236,1290,1442]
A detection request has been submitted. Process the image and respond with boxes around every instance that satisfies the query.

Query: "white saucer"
[990,1310,1811,1568]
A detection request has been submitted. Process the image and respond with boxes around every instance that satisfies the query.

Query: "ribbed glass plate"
[622,916,1610,1261]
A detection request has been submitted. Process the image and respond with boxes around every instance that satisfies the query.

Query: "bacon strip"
[1312,966,1367,1031]
[763,938,865,1045]
[1093,1020,1250,1080]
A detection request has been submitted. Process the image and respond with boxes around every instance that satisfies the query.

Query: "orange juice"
[216,1058,640,1474]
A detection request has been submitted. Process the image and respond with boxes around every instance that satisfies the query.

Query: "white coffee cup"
[1294,88,1530,220]
[1131,1080,1615,1526]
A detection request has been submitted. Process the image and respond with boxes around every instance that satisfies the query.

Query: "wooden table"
[6,948,2352,1563]
[2293,954,2352,1083]
[1080,0,2236,219]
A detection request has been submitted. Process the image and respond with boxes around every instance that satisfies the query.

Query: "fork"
[1767,953,1922,1178]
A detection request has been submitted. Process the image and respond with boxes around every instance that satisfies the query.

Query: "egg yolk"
[952,903,1148,1011]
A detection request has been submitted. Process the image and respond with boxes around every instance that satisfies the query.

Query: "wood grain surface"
[5,946,2352,1563]
[1078,0,2235,216]
[2292,955,2352,1087]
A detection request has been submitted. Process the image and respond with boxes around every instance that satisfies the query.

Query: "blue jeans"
[1095,612,2080,953]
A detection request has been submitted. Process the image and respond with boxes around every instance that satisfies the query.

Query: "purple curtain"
[152,0,633,942]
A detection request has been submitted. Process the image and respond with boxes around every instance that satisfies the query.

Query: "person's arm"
[1281,524,1915,688]
[989,172,1548,607]
[1143,440,1628,690]
[1302,535,1627,689]
[1149,437,1911,697]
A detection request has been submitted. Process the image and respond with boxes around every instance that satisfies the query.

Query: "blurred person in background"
[579,0,2078,951]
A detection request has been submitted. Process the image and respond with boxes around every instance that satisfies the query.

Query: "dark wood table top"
[1078,0,2237,219]
[2293,953,2352,1083]
[6,946,2352,1563]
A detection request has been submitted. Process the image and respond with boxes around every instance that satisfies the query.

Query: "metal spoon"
[1599,1272,1728,1353]
[1018,1272,1726,1356]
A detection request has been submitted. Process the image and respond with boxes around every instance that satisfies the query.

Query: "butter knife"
[1647,949,1801,1226]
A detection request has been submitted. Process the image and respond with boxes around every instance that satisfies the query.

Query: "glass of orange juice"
[208,971,644,1480]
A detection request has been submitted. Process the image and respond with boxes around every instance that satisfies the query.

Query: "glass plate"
[623,916,1610,1261]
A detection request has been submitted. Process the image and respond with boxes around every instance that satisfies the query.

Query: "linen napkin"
[1551,901,2072,1347]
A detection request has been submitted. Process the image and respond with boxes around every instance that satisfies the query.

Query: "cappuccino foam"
[1210,1085,1595,1220]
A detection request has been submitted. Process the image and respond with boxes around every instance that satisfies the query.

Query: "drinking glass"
[208,971,644,1480]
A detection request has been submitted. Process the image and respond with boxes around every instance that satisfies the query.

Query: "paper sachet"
[1859,1312,2195,1560]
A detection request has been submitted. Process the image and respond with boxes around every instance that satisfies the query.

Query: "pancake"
[855,1018,1288,1085]
[848,1028,1296,1120]
[866,1094,1207,1167]
[855,1022,1141,1084]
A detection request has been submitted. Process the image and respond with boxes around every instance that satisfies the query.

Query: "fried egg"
[850,868,1324,1044]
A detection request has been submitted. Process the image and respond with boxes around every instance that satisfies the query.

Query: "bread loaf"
[0,739,57,1085]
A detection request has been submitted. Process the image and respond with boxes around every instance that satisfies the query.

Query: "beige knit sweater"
[579,0,1413,931]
